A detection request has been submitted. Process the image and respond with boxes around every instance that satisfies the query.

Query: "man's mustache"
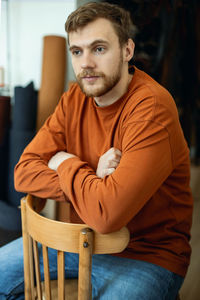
[78,70,105,78]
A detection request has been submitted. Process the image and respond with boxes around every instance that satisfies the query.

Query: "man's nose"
[81,52,96,69]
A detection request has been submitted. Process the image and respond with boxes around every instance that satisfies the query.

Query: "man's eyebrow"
[89,39,109,47]
[69,45,80,52]
[69,39,109,52]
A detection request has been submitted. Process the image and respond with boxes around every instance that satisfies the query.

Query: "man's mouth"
[77,71,104,84]
[82,76,100,82]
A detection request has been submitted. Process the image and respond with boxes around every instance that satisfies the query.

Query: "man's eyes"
[95,46,106,54]
[71,46,106,56]
[72,49,82,56]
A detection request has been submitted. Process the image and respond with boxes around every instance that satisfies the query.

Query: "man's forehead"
[68,18,118,46]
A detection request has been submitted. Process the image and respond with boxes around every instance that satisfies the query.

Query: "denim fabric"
[0,237,184,299]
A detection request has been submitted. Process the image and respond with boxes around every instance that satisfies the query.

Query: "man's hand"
[48,151,76,171]
[96,147,122,178]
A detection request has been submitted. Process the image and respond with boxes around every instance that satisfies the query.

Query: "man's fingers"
[107,147,122,156]
[109,153,121,163]
[104,148,122,162]
[103,168,116,178]
[96,147,122,178]
[107,159,120,168]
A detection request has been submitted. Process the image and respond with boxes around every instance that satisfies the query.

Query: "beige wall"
[4,0,76,94]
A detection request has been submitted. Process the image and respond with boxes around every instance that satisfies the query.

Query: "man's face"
[68,18,125,98]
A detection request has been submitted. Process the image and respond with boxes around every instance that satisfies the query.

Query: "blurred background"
[0,1,199,299]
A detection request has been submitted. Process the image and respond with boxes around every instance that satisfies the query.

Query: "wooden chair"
[21,194,130,300]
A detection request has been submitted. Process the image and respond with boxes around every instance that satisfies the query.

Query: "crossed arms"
[48,147,122,178]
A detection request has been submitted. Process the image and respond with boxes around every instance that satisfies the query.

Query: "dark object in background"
[0,200,21,231]
[0,227,21,247]
[12,82,37,131]
[7,129,36,207]
[0,95,10,145]
[105,0,200,163]
[0,130,9,202]
[0,96,10,201]
[7,81,37,208]
[0,82,38,245]
[0,198,22,246]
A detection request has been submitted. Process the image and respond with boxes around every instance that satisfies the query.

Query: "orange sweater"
[15,67,193,277]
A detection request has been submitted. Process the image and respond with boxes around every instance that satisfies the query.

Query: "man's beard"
[76,54,123,97]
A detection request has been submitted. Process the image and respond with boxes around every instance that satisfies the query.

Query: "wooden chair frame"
[21,195,130,300]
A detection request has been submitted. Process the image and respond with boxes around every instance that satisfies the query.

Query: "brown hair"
[65,2,133,46]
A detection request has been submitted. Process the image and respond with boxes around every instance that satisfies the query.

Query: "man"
[0,2,193,299]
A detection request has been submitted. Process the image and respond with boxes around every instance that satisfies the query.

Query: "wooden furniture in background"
[36,35,66,130]
[21,194,130,300]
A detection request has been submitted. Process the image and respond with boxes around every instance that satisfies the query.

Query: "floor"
[179,165,200,300]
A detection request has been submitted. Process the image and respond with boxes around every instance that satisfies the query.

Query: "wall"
[0,0,9,88]
[2,0,76,94]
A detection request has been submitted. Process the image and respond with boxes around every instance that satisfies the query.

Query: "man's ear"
[124,39,135,62]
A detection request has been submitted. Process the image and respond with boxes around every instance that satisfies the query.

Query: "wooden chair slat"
[78,228,93,300]
[28,237,35,300]
[42,245,52,300]
[21,198,32,300]
[33,240,42,300]
[57,250,65,300]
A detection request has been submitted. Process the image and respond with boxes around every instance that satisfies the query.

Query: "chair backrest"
[21,194,130,300]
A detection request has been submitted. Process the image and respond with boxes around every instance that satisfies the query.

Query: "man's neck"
[94,73,133,107]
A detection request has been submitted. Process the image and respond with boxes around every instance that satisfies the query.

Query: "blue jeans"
[0,237,184,299]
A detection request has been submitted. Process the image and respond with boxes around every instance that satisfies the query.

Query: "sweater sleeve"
[14,94,68,201]
[57,119,173,233]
